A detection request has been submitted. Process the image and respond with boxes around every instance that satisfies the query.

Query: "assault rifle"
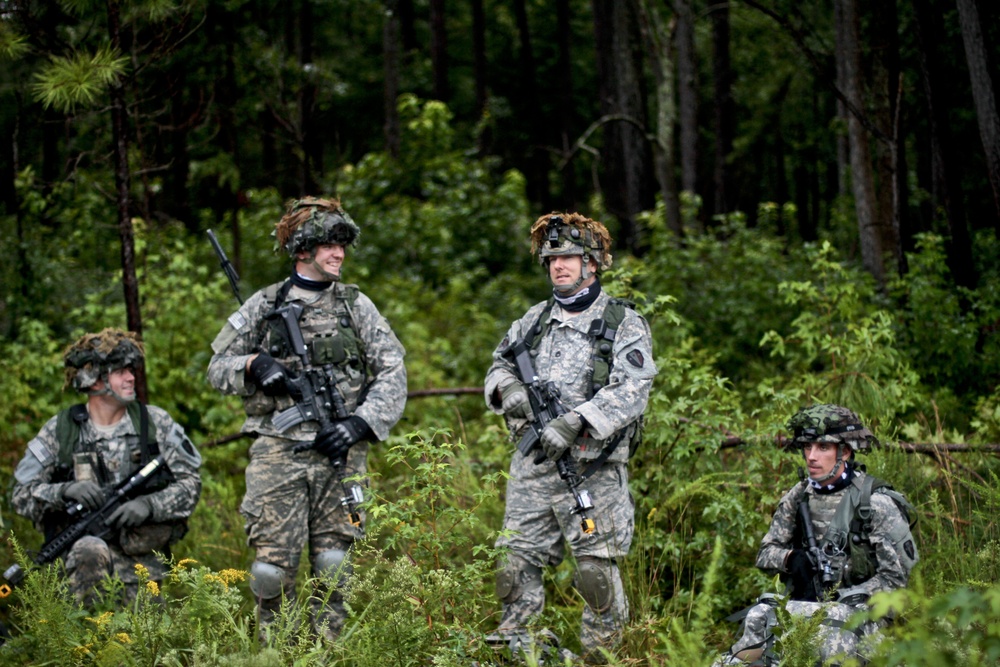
[207,229,243,305]
[504,338,596,535]
[0,455,169,597]
[207,231,362,526]
[796,469,839,599]
[275,304,362,526]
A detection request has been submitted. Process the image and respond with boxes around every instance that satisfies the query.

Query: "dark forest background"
[0,1,999,664]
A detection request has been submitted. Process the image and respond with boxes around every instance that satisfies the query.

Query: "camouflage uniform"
[484,213,656,657]
[717,405,918,666]
[207,201,406,639]
[12,404,202,603]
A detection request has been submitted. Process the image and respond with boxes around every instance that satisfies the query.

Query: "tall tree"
[513,0,548,205]
[955,0,1000,229]
[676,0,699,224]
[710,0,734,218]
[554,0,577,207]
[837,0,886,284]
[471,0,487,120]
[636,0,681,236]
[384,0,402,158]
[592,0,654,251]
[914,0,975,286]
[430,0,449,101]
[106,0,146,400]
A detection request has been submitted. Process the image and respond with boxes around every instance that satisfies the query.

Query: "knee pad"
[313,549,351,584]
[495,555,542,605]
[249,561,289,601]
[574,557,615,614]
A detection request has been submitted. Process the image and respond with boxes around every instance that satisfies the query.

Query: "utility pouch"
[311,333,347,365]
[242,390,276,416]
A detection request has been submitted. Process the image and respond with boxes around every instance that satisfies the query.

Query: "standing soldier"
[207,196,407,641]
[483,213,656,661]
[716,404,919,666]
[12,328,202,604]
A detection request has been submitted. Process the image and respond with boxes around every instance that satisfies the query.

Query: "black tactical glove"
[63,480,105,511]
[313,416,371,462]
[249,353,292,397]
[786,548,820,601]
[105,497,152,529]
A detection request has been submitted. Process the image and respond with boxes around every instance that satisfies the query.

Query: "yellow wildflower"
[176,558,198,570]
[134,563,150,580]
[218,569,248,586]
[85,611,114,628]
[146,580,160,596]
[115,633,132,644]
[73,643,93,657]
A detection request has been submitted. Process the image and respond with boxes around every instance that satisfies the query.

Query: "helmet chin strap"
[549,253,590,295]
[308,250,341,282]
[87,371,136,405]
[803,443,847,484]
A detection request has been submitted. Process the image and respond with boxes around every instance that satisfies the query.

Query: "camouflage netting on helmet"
[785,404,879,453]
[274,196,360,257]
[530,212,613,272]
[63,328,145,391]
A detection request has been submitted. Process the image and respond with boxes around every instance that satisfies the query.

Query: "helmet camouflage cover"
[530,212,613,272]
[785,404,879,453]
[63,327,145,391]
[274,196,360,257]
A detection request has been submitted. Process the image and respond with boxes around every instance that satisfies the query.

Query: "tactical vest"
[48,402,177,543]
[523,297,644,466]
[799,472,918,588]
[252,280,369,416]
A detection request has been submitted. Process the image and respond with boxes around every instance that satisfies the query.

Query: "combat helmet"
[530,213,612,294]
[530,213,613,271]
[785,404,879,453]
[63,328,144,393]
[274,196,360,258]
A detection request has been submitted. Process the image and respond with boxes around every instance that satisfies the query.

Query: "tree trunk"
[914,0,975,287]
[429,0,448,101]
[513,0,548,206]
[837,0,884,284]
[870,0,902,273]
[593,0,653,252]
[106,0,146,401]
[384,0,401,158]
[676,0,699,226]
[711,0,734,218]
[471,0,487,119]
[399,0,417,53]
[555,0,577,207]
[297,0,318,194]
[955,0,1000,229]
[636,0,681,237]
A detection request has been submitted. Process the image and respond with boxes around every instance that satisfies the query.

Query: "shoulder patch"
[626,350,645,368]
[28,439,54,466]
[228,311,248,330]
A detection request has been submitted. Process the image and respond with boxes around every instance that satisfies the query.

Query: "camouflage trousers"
[717,596,882,665]
[494,454,634,655]
[241,435,367,640]
[65,535,167,606]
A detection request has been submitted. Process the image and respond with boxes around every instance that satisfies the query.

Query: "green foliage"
[32,47,129,113]
[758,240,920,429]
